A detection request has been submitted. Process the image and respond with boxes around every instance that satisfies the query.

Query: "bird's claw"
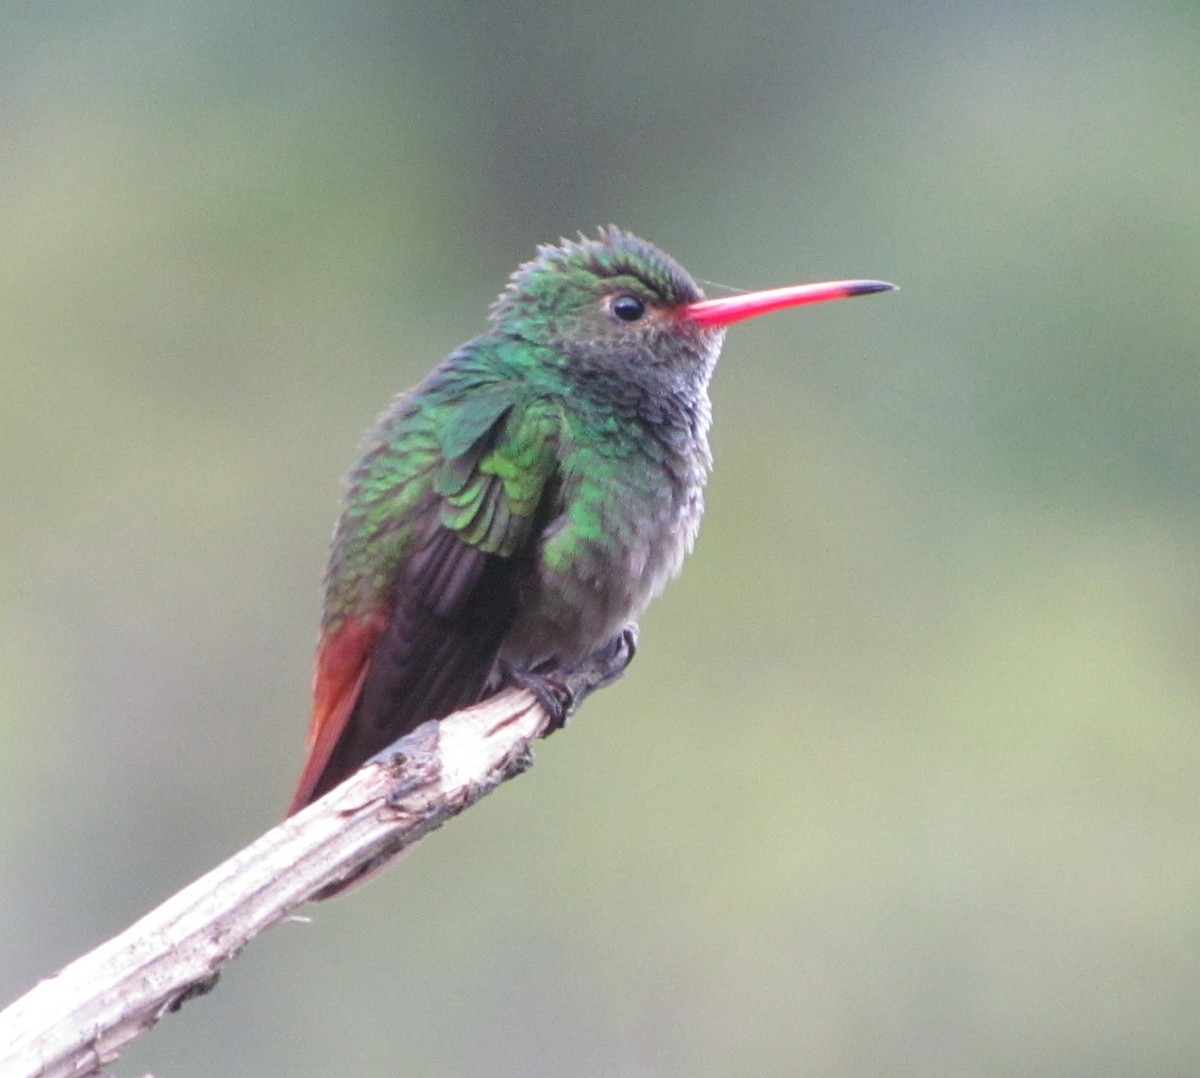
[567,623,638,698]
[508,668,577,732]
[502,622,639,734]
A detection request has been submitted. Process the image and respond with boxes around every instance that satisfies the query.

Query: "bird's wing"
[288,396,562,812]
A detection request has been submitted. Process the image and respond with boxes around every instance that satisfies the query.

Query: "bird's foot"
[504,666,576,733]
[565,622,639,700]
[503,623,639,735]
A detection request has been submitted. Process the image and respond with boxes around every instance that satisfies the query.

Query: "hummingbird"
[288,227,895,814]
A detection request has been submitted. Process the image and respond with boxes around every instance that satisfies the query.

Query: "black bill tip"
[846,280,899,297]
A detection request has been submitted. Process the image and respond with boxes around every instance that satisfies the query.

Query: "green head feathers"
[488,227,710,358]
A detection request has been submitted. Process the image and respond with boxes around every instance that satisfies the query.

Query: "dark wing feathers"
[290,397,561,809]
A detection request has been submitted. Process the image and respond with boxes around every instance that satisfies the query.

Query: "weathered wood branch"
[0,622,634,1078]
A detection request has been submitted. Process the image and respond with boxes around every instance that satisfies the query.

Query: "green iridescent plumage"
[290,227,717,810]
[289,226,895,816]
[322,228,714,633]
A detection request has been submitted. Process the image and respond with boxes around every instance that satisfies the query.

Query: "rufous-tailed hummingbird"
[289,227,895,814]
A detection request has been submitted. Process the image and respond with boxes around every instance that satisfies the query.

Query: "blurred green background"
[3,3,1200,1075]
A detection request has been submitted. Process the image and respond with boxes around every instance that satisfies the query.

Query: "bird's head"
[489,226,711,371]
[489,226,895,385]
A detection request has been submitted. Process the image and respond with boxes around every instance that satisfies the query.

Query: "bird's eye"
[610,293,646,323]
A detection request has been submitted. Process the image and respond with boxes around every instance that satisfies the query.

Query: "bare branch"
[0,620,638,1077]
[0,686,549,1078]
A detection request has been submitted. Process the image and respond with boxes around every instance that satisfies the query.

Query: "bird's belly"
[499,481,702,670]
